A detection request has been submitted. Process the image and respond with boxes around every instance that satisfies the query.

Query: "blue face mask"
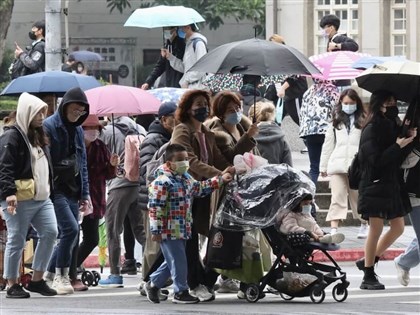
[301,205,312,215]
[225,111,242,125]
[177,28,186,39]
[342,104,357,115]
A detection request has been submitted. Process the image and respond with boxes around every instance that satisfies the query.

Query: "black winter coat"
[138,120,172,210]
[0,126,53,200]
[357,115,411,220]
[145,36,185,88]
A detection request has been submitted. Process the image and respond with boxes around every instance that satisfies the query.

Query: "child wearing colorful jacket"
[145,143,232,304]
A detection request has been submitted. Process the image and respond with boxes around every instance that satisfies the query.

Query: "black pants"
[123,216,135,259]
[76,216,100,267]
[282,97,302,126]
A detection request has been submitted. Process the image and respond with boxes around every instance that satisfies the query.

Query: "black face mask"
[192,107,209,123]
[29,31,37,40]
[385,106,399,120]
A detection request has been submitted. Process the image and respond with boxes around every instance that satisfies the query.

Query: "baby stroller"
[213,163,349,304]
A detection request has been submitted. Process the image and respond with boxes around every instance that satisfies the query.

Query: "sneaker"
[237,290,245,299]
[330,228,337,235]
[98,275,124,288]
[71,279,89,291]
[145,281,160,304]
[319,233,345,244]
[52,275,74,295]
[360,268,385,290]
[394,258,410,286]
[173,290,199,304]
[217,278,239,293]
[190,284,213,302]
[26,279,57,296]
[121,259,137,275]
[6,283,30,298]
[357,224,369,239]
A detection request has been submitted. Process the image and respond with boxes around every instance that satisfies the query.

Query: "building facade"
[266,0,420,61]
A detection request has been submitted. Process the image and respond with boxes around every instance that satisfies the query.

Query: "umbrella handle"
[111,113,116,153]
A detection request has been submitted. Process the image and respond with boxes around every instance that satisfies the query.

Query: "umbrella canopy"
[147,87,188,104]
[0,71,101,96]
[309,51,370,81]
[124,5,205,28]
[352,55,406,70]
[355,60,420,102]
[69,50,102,62]
[86,85,161,116]
[188,38,320,76]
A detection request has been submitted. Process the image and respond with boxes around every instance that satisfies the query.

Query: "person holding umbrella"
[163,24,208,89]
[356,90,415,290]
[141,27,185,89]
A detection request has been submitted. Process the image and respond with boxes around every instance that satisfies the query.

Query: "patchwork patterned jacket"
[148,164,222,240]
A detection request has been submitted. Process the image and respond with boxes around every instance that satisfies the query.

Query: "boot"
[360,266,385,290]
[356,256,380,270]
[121,259,137,275]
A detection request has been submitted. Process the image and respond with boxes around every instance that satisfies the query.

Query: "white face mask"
[342,104,357,115]
[84,129,100,142]
[301,204,312,215]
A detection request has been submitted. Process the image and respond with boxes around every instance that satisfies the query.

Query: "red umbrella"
[309,51,371,81]
[86,85,160,116]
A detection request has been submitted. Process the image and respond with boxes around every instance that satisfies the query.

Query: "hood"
[148,120,172,139]
[58,87,90,126]
[112,116,146,136]
[154,163,191,181]
[188,32,208,44]
[256,122,286,142]
[16,92,48,135]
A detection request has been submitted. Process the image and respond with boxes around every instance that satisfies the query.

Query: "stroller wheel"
[81,271,94,286]
[91,271,101,287]
[332,284,348,302]
[245,284,260,303]
[279,292,294,301]
[310,287,325,304]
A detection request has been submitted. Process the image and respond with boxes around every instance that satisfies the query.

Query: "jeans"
[47,194,79,272]
[150,239,188,294]
[1,199,57,279]
[305,134,325,185]
[396,205,420,270]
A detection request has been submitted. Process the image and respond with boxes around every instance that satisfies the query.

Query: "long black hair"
[363,90,395,128]
[333,88,364,130]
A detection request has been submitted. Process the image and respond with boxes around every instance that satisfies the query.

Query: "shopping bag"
[275,98,284,124]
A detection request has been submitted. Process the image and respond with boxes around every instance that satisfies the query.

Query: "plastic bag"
[280,271,318,294]
[214,164,315,231]
[233,153,268,174]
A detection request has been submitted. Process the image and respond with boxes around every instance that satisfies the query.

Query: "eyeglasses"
[72,109,87,116]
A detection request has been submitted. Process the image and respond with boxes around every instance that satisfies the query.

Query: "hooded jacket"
[254,121,292,166]
[168,32,208,88]
[0,93,53,200]
[148,163,222,240]
[43,87,90,200]
[138,120,172,210]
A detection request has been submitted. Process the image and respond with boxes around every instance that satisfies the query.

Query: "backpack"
[10,58,26,79]
[348,152,361,190]
[146,142,170,186]
[192,37,208,52]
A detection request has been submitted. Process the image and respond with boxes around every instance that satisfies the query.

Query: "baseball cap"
[158,101,177,118]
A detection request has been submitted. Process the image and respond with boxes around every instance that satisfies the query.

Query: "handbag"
[206,226,243,270]
[348,152,361,190]
[275,97,284,125]
[15,179,35,201]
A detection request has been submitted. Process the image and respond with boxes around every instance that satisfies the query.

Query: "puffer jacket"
[148,164,222,240]
[320,122,362,174]
[138,120,172,210]
[277,209,324,237]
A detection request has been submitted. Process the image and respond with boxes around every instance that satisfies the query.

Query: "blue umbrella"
[124,5,205,28]
[0,71,102,96]
[148,87,188,104]
[352,55,406,70]
[69,51,102,62]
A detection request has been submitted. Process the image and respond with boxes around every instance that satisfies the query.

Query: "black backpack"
[348,152,361,190]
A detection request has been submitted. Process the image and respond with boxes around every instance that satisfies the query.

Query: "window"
[391,0,407,56]
[314,0,359,54]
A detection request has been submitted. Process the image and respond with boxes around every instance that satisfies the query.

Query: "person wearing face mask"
[12,20,46,78]
[42,87,91,294]
[320,89,369,239]
[144,144,232,304]
[162,24,208,89]
[277,193,345,244]
[75,115,118,281]
[141,27,185,89]
[170,89,234,302]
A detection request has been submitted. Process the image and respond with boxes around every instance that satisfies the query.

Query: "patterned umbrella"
[147,87,188,104]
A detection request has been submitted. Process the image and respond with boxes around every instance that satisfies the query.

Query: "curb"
[83,248,404,269]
